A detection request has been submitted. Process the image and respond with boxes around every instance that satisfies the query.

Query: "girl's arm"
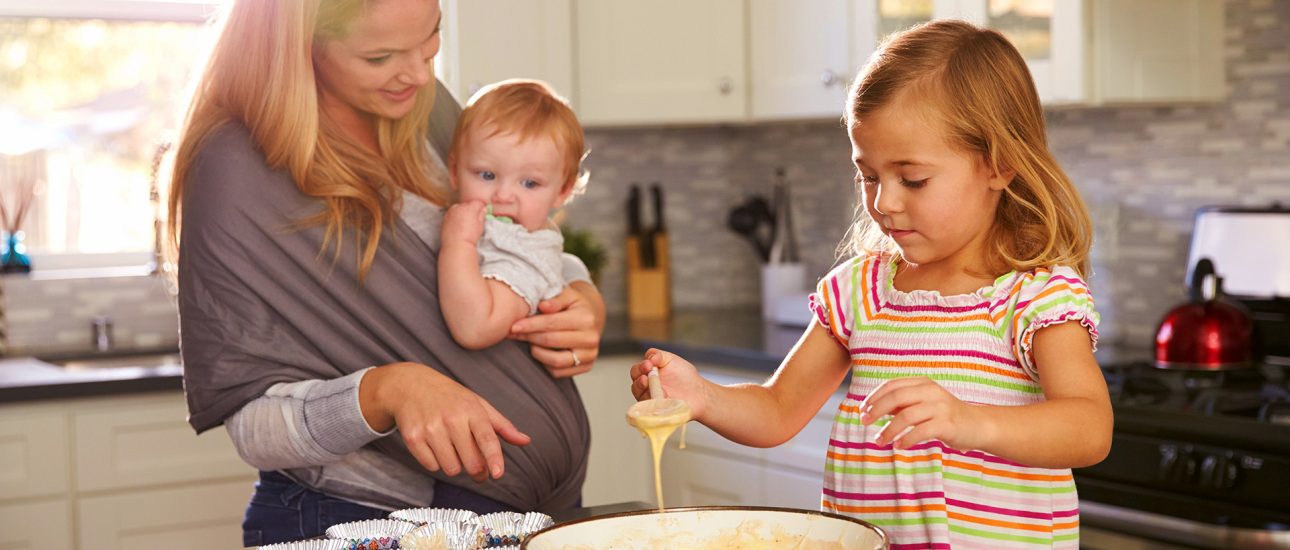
[862,321,1113,468]
[439,201,532,349]
[630,320,851,448]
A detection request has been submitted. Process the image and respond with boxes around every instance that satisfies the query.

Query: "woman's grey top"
[179,82,590,513]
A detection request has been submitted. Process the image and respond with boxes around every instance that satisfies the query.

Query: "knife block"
[625,233,670,320]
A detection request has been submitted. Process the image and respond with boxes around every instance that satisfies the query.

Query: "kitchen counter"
[0,308,796,404]
[0,349,184,403]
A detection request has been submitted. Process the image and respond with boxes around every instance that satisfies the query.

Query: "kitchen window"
[0,1,216,272]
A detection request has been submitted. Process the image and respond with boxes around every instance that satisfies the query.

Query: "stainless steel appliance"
[1076,204,1290,549]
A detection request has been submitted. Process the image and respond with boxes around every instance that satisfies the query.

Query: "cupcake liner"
[324,518,418,541]
[389,507,479,526]
[399,521,483,550]
[477,511,553,547]
[257,541,350,550]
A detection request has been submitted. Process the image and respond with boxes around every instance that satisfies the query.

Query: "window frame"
[3,0,216,275]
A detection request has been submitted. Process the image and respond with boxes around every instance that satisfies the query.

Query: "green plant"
[562,226,608,284]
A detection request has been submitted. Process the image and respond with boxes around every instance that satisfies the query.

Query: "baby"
[438,79,590,350]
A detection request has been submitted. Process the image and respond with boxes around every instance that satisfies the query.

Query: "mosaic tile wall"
[567,0,1290,349]
[0,273,178,356]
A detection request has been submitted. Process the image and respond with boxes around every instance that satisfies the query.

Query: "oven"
[1074,364,1290,548]
[1075,205,1290,549]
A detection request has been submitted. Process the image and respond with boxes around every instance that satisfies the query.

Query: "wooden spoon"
[626,368,691,428]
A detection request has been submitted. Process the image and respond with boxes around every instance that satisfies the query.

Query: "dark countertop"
[0,309,794,404]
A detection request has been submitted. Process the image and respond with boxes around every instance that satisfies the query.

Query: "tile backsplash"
[566,0,1290,349]
[2,0,1287,356]
[1,273,178,356]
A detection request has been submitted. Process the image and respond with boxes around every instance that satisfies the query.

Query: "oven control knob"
[1200,455,1219,488]
[1181,452,1198,483]
[1220,454,1241,489]
[1158,445,1178,481]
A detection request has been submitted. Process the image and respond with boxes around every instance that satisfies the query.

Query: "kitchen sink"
[41,352,182,372]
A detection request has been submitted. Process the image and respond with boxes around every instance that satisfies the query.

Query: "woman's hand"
[859,376,989,451]
[509,282,604,378]
[359,362,531,482]
[629,348,708,421]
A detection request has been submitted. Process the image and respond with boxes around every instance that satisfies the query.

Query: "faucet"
[91,315,113,352]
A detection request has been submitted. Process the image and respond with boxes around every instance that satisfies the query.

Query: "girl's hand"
[442,200,487,247]
[360,362,532,482]
[509,284,603,378]
[629,348,708,421]
[859,376,989,451]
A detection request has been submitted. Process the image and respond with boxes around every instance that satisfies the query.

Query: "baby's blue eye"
[365,55,391,65]
[479,171,495,181]
[520,179,539,189]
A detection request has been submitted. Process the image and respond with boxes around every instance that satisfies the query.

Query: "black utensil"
[651,182,665,233]
[728,200,770,262]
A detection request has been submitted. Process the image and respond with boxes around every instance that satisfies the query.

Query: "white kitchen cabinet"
[0,404,70,499]
[0,499,73,550]
[927,0,1224,105]
[0,391,256,550]
[748,0,856,120]
[573,355,653,507]
[77,479,251,550]
[575,0,747,126]
[438,0,575,104]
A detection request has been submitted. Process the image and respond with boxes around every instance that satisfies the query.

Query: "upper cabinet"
[438,0,576,105]
[437,0,1224,127]
[931,0,1225,105]
[748,0,855,120]
[575,0,746,126]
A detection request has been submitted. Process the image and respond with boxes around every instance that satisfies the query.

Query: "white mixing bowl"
[522,506,887,549]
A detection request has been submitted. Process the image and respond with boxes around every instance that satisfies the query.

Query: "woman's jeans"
[242,470,517,547]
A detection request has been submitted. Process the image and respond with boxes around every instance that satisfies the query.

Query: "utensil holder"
[761,262,807,319]
[626,233,670,320]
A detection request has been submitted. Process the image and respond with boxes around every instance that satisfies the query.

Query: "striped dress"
[808,253,1099,549]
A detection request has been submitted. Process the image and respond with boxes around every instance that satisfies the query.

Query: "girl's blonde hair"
[448,79,590,202]
[842,19,1092,277]
[167,0,449,279]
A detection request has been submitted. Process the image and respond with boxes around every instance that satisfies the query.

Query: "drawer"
[77,478,252,550]
[0,498,73,550]
[0,404,70,499]
[73,394,253,492]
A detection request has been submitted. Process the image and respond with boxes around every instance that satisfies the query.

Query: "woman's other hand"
[359,362,531,482]
[629,348,708,421]
[509,282,604,378]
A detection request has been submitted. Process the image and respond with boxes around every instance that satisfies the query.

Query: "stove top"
[1102,361,1290,425]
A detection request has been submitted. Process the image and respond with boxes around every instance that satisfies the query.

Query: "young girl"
[438,79,591,350]
[630,20,1112,549]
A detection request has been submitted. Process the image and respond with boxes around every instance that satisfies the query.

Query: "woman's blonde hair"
[842,19,1092,277]
[167,0,448,278]
[448,79,589,201]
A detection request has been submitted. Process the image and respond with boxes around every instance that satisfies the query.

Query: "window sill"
[5,265,156,281]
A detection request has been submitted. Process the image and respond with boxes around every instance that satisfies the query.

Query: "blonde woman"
[168,0,603,545]
[631,20,1111,548]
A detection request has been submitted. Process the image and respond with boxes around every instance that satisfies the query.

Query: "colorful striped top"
[808,254,1099,550]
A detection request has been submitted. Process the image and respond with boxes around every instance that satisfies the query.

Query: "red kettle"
[1154,258,1254,370]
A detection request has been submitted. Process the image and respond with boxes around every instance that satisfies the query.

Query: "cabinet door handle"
[821,70,841,87]
[717,76,734,95]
